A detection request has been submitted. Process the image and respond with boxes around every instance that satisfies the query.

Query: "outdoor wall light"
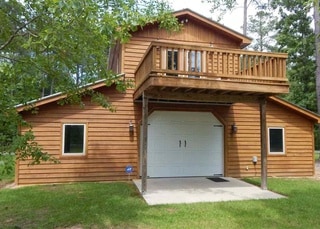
[252,156,258,165]
[231,123,238,134]
[129,121,134,133]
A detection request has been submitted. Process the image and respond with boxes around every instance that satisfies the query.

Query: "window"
[268,127,285,154]
[187,50,202,72]
[62,124,86,155]
[167,49,178,70]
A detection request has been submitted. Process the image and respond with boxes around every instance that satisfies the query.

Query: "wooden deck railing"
[135,41,288,89]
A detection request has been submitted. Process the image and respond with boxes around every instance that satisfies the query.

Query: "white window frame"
[62,123,86,156]
[268,127,285,155]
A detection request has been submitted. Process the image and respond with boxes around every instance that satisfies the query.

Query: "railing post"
[160,47,166,70]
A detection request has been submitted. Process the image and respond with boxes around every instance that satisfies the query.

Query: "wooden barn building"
[16,9,320,190]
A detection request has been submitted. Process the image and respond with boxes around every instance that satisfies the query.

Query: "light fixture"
[129,121,134,133]
[181,18,189,24]
[231,123,237,134]
[252,156,258,165]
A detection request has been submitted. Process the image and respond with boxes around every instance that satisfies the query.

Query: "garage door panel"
[147,111,224,177]
[148,165,183,177]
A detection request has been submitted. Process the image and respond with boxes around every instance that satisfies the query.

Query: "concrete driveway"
[133,177,284,205]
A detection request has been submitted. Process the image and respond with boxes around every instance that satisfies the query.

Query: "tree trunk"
[315,0,320,114]
[314,0,320,152]
[243,0,248,35]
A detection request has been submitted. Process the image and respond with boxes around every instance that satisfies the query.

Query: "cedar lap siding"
[16,9,319,185]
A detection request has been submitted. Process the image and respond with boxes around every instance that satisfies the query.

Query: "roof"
[173,9,252,48]
[268,96,320,123]
[17,78,320,124]
[16,78,112,112]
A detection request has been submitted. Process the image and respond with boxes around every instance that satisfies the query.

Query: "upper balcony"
[134,42,289,102]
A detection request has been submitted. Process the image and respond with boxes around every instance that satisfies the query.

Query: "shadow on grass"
[0,182,148,228]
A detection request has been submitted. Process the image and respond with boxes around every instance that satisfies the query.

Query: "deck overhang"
[133,75,289,103]
[134,42,289,104]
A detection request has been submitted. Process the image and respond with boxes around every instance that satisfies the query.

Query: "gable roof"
[16,78,109,112]
[173,9,252,48]
[268,96,320,123]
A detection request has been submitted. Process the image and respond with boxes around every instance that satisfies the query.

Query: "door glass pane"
[167,50,178,70]
[188,51,201,72]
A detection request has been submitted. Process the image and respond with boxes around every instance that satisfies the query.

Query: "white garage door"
[147,111,224,177]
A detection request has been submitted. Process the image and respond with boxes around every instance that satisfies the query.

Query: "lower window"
[62,124,86,155]
[268,127,285,155]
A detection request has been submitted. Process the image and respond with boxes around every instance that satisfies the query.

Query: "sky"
[167,0,251,34]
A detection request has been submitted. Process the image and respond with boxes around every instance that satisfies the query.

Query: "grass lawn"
[1,178,320,229]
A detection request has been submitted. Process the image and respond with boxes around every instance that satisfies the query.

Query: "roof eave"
[268,96,320,124]
[15,76,124,113]
[173,9,252,48]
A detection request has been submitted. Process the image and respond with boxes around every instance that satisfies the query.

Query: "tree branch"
[0,15,40,51]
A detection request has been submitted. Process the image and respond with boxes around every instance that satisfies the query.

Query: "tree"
[314,0,320,114]
[272,0,316,112]
[205,0,268,35]
[0,0,179,168]
[247,5,278,51]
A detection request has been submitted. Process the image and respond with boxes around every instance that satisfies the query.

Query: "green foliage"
[247,8,278,51]
[0,153,15,178]
[272,0,317,112]
[204,0,237,21]
[0,0,179,167]
[13,130,59,165]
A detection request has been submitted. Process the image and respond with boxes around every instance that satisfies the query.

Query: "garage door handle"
[184,140,187,148]
[179,140,181,148]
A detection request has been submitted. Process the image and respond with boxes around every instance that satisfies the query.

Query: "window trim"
[268,127,285,155]
[62,123,87,156]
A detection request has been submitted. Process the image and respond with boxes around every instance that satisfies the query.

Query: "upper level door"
[187,50,202,72]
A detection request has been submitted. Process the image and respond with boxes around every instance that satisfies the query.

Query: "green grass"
[1,178,320,229]
[315,151,320,160]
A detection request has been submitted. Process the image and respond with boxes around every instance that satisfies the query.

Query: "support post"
[260,97,268,190]
[141,92,148,193]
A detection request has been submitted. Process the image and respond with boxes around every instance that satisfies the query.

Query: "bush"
[0,153,15,181]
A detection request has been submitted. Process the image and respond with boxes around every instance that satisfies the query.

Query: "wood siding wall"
[17,87,141,185]
[17,93,315,184]
[17,16,314,185]
[132,18,241,49]
[223,102,314,178]
[17,36,150,185]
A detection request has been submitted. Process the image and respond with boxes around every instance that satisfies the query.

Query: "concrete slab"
[133,177,284,205]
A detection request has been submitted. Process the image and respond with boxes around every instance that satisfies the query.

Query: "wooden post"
[141,92,148,193]
[260,97,268,190]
